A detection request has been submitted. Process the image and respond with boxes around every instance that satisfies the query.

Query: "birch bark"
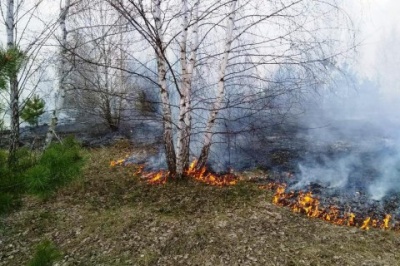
[176,0,200,178]
[153,0,177,176]
[196,0,237,170]
[44,0,71,149]
[6,0,19,163]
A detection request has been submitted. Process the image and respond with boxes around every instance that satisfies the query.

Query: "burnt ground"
[1,141,400,266]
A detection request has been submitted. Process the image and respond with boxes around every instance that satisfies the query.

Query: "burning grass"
[2,142,400,265]
[111,158,238,186]
[112,154,397,233]
[260,182,394,231]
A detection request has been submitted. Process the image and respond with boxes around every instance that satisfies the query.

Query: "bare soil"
[1,141,399,266]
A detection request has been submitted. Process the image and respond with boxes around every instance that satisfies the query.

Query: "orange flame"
[381,214,391,230]
[110,159,125,167]
[347,213,355,226]
[262,183,394,231]
[361,217,371,230]
[129,160,238,186]
[111,156,396,230]
[141,171,168,184]
[185,160,237,186]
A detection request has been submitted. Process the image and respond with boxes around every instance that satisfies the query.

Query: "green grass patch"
[26,137,85,197]
[28,239,62,266]
[0,136,86,214]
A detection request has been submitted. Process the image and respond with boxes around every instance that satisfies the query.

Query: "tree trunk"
[6,0,19,164]
[196,0,237,170]
[44,0,70,149]
[176,0,200,178]
[175,0,190,178]
[153,0,176,176]
[182,0,199,171]
[8,79,19,163]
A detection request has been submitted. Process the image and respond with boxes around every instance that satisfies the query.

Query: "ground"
[1,141,399,266]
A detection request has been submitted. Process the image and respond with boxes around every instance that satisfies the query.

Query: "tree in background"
[21,95,45,127]
[61,0,132,131]
[45,0,72,148]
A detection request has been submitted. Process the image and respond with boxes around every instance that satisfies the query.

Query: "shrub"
[0,192,21,215]
[26,137,85,197]
[28,239,61,266]
[0,149,31,207]
[20,94,45,127]
[0,136,85,214]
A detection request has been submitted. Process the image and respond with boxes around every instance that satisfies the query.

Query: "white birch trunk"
[182,0,199,170]
[175,0,189,177]
[6,0,14,47]
[197,0,237,169]
[176,0,200,177]
[6,0,19,162]
[153,0,177,176]
[44,0,71,149]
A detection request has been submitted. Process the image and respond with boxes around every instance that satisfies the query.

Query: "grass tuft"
[25,137,85,197]
[28,239,62,266]
[0,136,86,214]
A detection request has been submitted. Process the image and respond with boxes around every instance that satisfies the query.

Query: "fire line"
[111,157,394,231]
[260,182,393,231]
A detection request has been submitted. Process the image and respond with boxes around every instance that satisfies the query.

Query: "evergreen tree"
[0,47,25,132]
[21,95,45,127]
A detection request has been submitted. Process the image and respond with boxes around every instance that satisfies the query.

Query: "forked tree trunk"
[196,0,237,170]
[44,0,71,149]
[153,0,177,176]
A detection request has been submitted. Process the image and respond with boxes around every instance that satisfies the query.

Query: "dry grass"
[1,140,400,265]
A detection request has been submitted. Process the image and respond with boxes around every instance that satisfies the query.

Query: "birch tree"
[61,0,133,132]
[45,0,72,148]
[5,0,18,161]
[1,0,59,160]
[105,0,354,178]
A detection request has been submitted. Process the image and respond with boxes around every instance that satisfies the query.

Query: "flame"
[110,159,125,167]
[262,183,395,231]
[111,156,396,230]
[185,160,237,186]
[347,213,355,226]
[127,160,238,186]
[361,217,371,230]
[110,154,130,167]
[272,184,287,204]
[381,214,391,230]
[142,171,168,185]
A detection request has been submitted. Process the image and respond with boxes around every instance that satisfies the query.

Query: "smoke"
[293,66,400,202]
[289,1,400,203]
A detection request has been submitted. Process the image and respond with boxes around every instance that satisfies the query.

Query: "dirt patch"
[1,142,399,265]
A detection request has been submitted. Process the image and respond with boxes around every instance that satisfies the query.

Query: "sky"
[349,1,400,91]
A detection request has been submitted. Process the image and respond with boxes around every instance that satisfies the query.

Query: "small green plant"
[21,95,45,127]
[0,149,29,215]
[0,136,85,214]
[26,136,85,197]
[28,239,61,266]
[0,192,21,214]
